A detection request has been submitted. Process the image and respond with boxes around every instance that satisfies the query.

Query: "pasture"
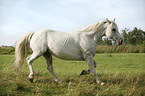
[0,53,145,96]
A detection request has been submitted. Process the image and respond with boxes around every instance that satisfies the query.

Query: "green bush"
[0,46,15,55]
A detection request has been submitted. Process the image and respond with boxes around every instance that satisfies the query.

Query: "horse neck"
[74,21,106,42]
[92,24,106,42]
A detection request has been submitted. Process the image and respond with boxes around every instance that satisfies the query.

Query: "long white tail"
[15,32,34,72]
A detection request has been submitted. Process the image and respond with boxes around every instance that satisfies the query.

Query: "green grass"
[0,53,145,96]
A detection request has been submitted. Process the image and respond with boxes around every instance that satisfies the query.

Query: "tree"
[121,27,145,45]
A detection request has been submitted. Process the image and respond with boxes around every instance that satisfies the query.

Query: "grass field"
[0,53,145,96]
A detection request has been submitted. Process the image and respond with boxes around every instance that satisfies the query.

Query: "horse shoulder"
[79,34,96,57]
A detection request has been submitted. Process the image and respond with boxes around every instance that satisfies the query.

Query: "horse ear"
[113,18,116,21]
[106,18,109,22]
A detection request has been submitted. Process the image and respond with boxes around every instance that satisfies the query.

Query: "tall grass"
[96,44,145,53]
[0,54,145,96]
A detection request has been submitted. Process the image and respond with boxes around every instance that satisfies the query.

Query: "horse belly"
[47,34,84,60]
[49,45,83,60]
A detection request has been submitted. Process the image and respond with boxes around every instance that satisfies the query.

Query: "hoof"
[29,78,33,83]
[96,81,104,85]
[101,82,104,85]
[80,69,90,75]
[58,81,62,84]
[55,80,62,84]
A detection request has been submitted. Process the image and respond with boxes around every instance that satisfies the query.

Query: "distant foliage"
[0,46,32,55]
[0,46,15,55]
[122,27,145,45]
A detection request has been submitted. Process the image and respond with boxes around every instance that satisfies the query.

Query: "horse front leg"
[84,53,104,85]
[80,60,96,75]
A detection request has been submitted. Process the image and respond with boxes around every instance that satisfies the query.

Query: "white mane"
[77,21,105,32]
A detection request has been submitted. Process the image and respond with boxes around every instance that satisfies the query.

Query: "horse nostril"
[112,28,116,31]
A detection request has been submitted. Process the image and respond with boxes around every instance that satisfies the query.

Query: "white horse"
[15,18,123,85]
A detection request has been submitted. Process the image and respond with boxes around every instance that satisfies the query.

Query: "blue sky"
[0,0,145,46]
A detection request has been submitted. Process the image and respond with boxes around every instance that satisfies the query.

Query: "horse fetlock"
[57,81,62,84]
[96,80,104,85]
[28,74,34,79]
[55,79,61,83]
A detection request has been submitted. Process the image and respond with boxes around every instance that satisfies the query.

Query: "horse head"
[104,18,123,45]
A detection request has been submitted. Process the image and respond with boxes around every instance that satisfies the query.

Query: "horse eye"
[112,28,116,31]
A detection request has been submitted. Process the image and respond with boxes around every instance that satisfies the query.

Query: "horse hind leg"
[43,51,61,83]
[26,52,42,83]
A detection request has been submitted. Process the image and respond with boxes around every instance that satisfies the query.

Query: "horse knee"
[26,55,31,61]
[27,59,33,66]
[47,66,53,72]
[94,60,97,68]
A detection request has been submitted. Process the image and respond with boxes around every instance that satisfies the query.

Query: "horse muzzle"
[117,39,123,45]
